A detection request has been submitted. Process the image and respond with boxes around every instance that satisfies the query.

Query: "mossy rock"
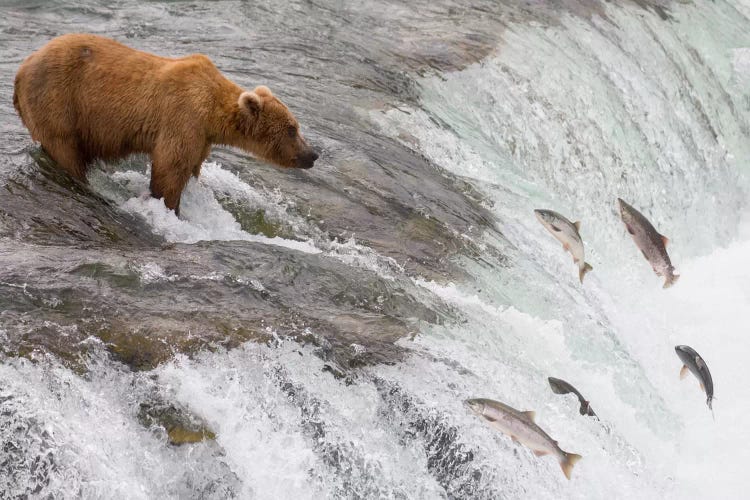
[96,326,178,371]
[96,318,266,371]
[217,198,288,239]
[138,401,216,446]
[167,427,216,445]
[3,311,269,374]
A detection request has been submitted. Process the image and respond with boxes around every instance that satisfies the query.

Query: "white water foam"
[0,353,237,499]
[89,163,321,253]
[155,343,447,498]
[0,341,455,498]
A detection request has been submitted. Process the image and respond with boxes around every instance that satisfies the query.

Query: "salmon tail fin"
[663,274,680,289]
[560,452,582,480]
[579,262,593,283]
[580,401,594,416]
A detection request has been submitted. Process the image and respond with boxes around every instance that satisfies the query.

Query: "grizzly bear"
[13,33,318,215]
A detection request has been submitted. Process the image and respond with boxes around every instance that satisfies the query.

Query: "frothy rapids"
[1,1,749,498]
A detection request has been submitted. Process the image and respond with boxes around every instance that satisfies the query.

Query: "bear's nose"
[298,148,318,169]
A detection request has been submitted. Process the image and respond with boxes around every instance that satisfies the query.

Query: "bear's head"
[237,86,318,169]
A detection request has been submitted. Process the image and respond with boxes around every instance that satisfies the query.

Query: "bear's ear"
[238,91,264,116]
[253,85,273,98]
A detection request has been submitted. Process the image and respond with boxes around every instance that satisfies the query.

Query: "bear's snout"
[297,148,319,169]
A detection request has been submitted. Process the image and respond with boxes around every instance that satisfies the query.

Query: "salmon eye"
[287,125,296,138]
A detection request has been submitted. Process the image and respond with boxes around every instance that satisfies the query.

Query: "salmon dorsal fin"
[573,221,581,231]
[522,410,536,422]
[661,235,669,246]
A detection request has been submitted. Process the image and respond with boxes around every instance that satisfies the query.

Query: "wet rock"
[166,427,216,445]
[216,197,290,239]
[96,319,267,372]
[0,234,448,375]
[138,401,216,446]
[1,152,161,248]
[69,262,141,289]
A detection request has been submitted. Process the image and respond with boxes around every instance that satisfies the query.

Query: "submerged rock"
[138,401,216,446]
[167,427,217,446]
[217,197,290,239]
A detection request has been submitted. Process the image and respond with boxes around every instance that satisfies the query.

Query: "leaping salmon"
[675,345,714,413]
[617,198,679,288]
[465,398,582,479]
[547,377,597,418]
[534,209,593,283]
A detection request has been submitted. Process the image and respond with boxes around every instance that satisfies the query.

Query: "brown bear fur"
[13,33,317,214]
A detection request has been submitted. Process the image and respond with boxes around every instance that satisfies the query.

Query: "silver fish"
[675,345,714,412]
[617,198,679,288]
[465,398,582,479]
[534,209,593,283]
[547,377,597,418]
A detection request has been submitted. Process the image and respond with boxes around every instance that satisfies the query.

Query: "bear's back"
[15,34,230,159]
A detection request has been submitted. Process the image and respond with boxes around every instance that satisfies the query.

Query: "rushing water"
[1,1,749,498]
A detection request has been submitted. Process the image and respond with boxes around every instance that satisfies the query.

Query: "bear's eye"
[287,125,297,138]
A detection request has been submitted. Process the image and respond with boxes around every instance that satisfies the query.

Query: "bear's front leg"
[150,134,208,217]
[43,137,89,181]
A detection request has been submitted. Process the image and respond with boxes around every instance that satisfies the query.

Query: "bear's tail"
[13,74,23,123]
